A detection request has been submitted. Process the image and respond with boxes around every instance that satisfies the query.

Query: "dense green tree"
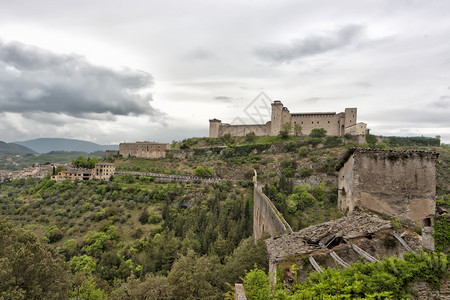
[0,217,72,300]
[110,274,174,300]
[366,133,378,148]
[221,237,268,286]
[168,250,222,299]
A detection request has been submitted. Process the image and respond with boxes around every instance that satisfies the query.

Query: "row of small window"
[293,120,352,125]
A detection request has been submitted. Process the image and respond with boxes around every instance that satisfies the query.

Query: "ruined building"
[252,148,439,289]
[337,148,439,225]
[209,100,367,138]
[94,163,115,180]
[51,163,116,182]
[119,141,170,159]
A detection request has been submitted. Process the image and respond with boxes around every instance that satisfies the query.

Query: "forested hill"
[0,141,36,158]
[14,138,119,153]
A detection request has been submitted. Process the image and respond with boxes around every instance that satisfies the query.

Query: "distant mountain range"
[13,138,119,154]
[0,141,37,158]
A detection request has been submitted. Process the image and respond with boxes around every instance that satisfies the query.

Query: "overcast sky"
[1,0,449,144]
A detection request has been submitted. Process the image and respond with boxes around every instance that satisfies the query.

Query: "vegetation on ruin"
[243,250,449,299]
[434,214,450,252]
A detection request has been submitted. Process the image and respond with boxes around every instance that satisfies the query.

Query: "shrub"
[287,194,300,213]
[242,267,271,299]
[70,255,96,274]
[309,128,327,138]
[299,167,313,178]
[298,146,308,157]
[280,159,297,178]
[194,166,214,177]
[300,191,316,207]
[245,132,257,143]
[46,226,64,243]
[139,209,150,224]
[278,130,289,139]
[286,141,297,152]
[148,214,162,224]
[324,136,342,147]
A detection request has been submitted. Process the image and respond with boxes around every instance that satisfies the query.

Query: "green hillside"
[0,141,36,158]
[0,150,104,170]
[0,134,449,299]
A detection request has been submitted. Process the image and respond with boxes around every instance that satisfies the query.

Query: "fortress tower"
[209,101,367,140]
[270,100,284,136]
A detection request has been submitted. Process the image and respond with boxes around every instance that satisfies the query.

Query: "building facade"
[51,170,92,181]
[94,163,115,180]
[209,100,367,138]
[119,142,170,159]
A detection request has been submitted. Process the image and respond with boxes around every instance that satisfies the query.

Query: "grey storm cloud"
[433,95,450,109]
[0,40,159,119]
[354,81,372,88]
[214,96,232,102]
[255,24,365,63]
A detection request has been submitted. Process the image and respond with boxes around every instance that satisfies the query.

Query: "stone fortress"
[209,100,367,139]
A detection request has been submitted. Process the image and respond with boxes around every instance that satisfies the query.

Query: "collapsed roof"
[264,211,393,263]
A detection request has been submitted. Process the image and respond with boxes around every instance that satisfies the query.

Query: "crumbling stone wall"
[410,278,450,299]
[119,142,170,159]
[338,149,439,223]
[168,149,194,159]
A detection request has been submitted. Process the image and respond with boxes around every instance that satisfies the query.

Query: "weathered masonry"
[209,100,367,138]
[253,171,292,241]
[119,141,170,159]
[337,148,439,224]
[94,163,115,180]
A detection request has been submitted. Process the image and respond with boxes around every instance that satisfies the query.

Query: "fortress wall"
[254,184,293,241]
[219,124,270,137]
[290,114,342,136]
